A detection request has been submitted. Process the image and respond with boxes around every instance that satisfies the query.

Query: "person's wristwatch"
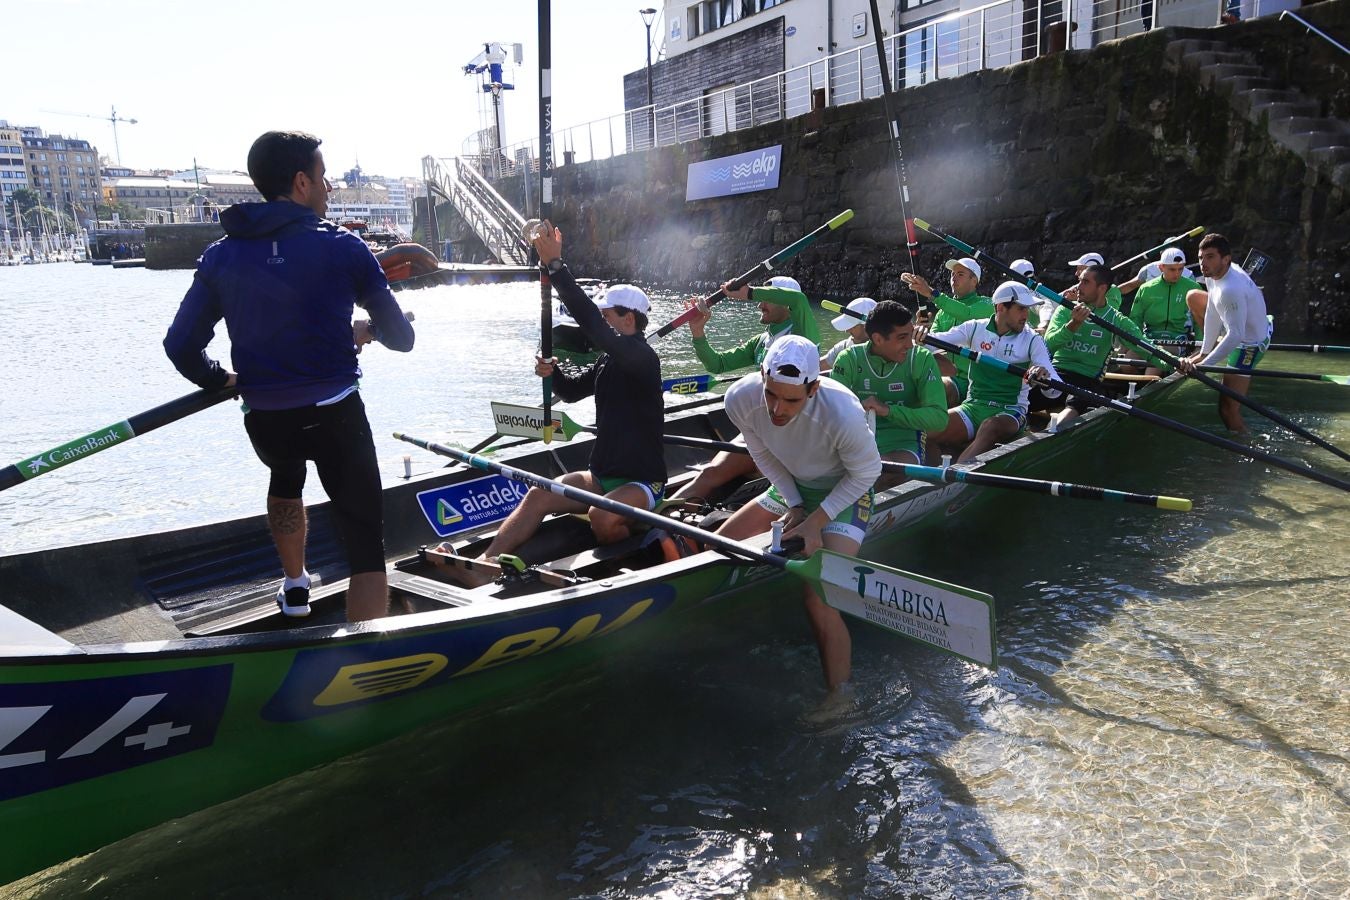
[545,257,565,276]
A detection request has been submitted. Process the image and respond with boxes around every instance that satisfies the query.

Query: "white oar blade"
[814,549,997,668]
[489,401,568,442]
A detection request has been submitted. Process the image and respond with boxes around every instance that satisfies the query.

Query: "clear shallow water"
[2,264,1349,898]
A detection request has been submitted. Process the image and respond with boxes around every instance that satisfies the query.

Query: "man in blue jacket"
[164,130,415,622]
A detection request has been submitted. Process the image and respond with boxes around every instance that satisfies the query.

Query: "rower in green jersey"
[1127,247,1205,373]
[1065,251,1125,311]
[673,274,822,507]
[828,301,947,490]
[1033,263,1144,429]
[822,297,876,372]
[691,275,820,373]
[901,256,994,406]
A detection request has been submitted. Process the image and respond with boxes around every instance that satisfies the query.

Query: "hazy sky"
[5,0,661,178]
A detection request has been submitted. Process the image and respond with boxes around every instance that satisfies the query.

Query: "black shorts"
[243,391,386,574]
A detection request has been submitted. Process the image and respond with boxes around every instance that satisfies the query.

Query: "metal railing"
[1278,10,1349,55]
[421,155,530,265]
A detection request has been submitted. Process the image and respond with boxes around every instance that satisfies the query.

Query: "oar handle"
[0,386,237,492]
[922,334,1350,493]
[648,209,854,341]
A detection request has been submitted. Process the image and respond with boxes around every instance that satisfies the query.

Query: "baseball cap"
[1068,252,1105,266]
[761,334,820,385]
[992,281,1039,307]
[767,275,802,292]
[831,297,876,331]
[595,283,650,314]
[1010,258,1035,277]
[945,257,982,281]
[1158,247,1186,265]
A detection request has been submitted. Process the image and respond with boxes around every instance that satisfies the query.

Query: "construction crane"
[38,105,138,164]
[464,42,522,170]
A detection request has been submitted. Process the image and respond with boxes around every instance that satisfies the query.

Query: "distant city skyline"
[7,0,661,178]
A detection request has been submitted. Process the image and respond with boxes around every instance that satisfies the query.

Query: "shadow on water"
[7,366,1348,899]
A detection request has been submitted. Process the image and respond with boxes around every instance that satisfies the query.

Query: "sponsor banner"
[261,585,675,721]
[686,145,782,202]
[416,474,529,538]
[817,549,996,668]
[490,401,556,440]
[0,666,232,801]
[18,421,135,479]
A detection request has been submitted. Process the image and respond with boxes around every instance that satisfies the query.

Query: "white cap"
[1010,258,1035,277]
[767,275,801,292]
[831,297,876,331]
[761,334,820,385]
[992,281,1039,307]
[1158,247,1186,265]
[595,283,650,314]
[945,257,982,281]
[1068,252,1105,267]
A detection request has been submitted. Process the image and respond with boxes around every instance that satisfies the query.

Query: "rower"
[1034,263,1144,430]
[1117,248,1196,298]
[901,256,992,405]
[827,301,947,490]
[717,335,881,691]
[1010,257,1050,334]
[1127,247,1205,373]
[1177,233,1272,432]
[1064,252,1126,311]
[822,296,876,372]
[924,282,1058,462]
[671,275,822,506]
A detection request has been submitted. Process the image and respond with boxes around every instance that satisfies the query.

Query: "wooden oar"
[485,401,1192,510]
[913,218,1350,465]
[1109,225,1205,273]
[923,334,1350,494]
[394,431,998,668]
[0,386,236,492]
[1107,357,1350,385]
[647,209,855,341]
[866,0,919,271]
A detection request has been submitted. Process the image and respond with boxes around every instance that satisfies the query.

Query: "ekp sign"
[686,145,782,202]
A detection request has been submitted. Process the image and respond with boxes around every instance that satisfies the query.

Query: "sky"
[4,0,663,179]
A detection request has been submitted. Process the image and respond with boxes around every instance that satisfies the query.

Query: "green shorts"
[876,427,924,461]
[949,374,970,399]
[596,476,665,510]
[758,483,873,545]
[1225,341,1268,372]
[955,400,1026,440]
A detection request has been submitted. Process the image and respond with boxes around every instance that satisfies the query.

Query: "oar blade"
[662,373,713,395]
[1157,496,1193,512]
[791,549,997,669]
[489,401,575,442]
[1322,374,1350,386]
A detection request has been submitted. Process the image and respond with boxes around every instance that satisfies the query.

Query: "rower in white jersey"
[718,335,882,692]
[1177,232,1272,432]
[821,296,876,372]
[924,281,1059,463]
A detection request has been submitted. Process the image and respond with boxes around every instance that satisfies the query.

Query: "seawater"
[2,264,1348,898]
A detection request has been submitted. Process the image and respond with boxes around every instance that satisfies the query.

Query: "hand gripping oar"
[394,431,998,668]
[922,334,1350,494]
[648,209,855,341]
[912,218,1350,465]
[0,386,237,492]
[1107,357,1350,385]
[1110,225,1205,273]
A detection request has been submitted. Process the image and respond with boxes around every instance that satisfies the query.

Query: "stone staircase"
[1165,38,1350,189]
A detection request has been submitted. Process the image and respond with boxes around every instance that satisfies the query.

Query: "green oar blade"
[788,549,997,669]
[1323,374,1350,386]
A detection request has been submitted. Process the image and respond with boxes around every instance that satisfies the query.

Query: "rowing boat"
[0,373,1185,883]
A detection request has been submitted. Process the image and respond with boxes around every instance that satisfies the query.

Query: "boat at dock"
[0,373,1185,883]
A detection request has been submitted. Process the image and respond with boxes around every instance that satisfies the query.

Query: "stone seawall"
[533,13,1349,334]
[145,223,225,270]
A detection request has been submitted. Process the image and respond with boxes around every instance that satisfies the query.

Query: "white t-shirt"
[824,336,857,367]
[724,373,881,519]
[1199,263,1270,365]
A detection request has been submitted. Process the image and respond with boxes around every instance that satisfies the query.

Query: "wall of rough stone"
[532,12,1348,335]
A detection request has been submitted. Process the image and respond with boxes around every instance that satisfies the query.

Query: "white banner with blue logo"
[686,145,782,202]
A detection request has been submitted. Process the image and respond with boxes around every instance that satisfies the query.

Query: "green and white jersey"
[931,291,994,380]
[931,316,1058,413]
[691,286,821,374]
[828,345,948,452]
[1045,302,1143,379]
[1129,275,1204,341]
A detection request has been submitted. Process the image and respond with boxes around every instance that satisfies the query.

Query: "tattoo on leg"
[268,498,306,535]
